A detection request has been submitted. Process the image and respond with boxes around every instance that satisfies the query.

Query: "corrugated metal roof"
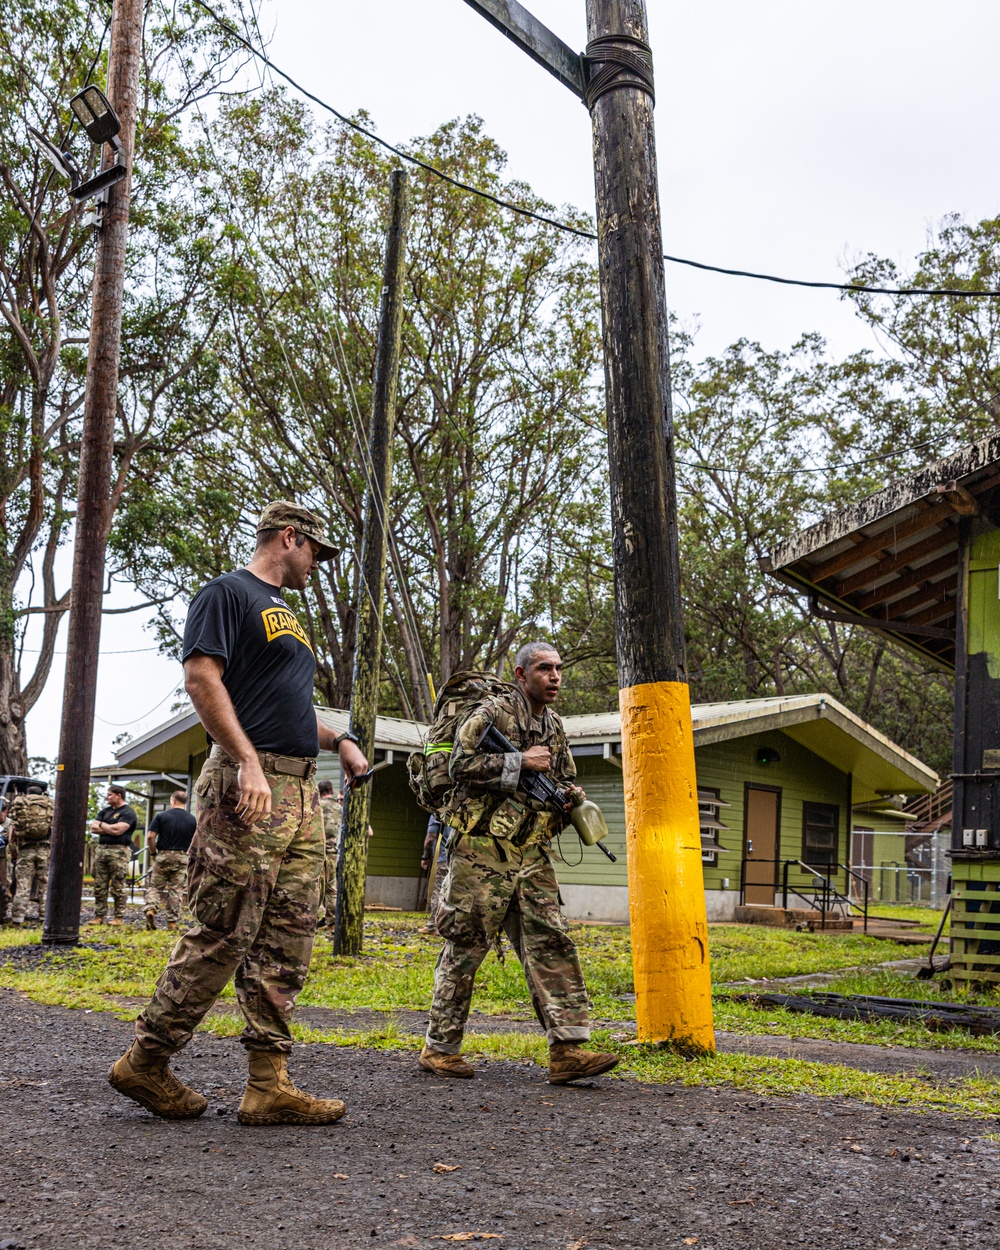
[117,702,429,768]
[315,707,427,750]
[762,431,1000,669]
[562,692,937,794]
[117,692,936,796]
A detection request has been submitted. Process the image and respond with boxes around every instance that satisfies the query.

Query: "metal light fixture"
[27,126,82,190]
[25,84,129,211]
[69,85,121,146]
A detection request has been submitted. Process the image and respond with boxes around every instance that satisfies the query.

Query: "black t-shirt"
[149,807,196,853]
[97,803,138,846]
[182,569,319,757]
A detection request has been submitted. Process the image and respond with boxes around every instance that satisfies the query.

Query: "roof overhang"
[117,695,937,806]
[762,432,1000,670]
[116,703,428,774]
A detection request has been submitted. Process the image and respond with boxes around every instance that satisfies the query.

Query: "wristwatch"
[333,731,360,749]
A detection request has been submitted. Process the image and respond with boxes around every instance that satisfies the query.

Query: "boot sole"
[417,1057,475,1079]
[236,1108,346,1126]
[548,1055,620,1085]
[107,1066,208,1119]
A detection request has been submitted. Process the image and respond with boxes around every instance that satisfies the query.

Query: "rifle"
[476,723,617,862]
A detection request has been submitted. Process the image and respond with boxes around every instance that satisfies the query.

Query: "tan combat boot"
[144,909,156,931]
[237,1051,346,1126]
[108,1040,208,1119]
[108,917,123,927]
[547,1043,619,1085]
[418,1046,475,1079]
[166,920,178,931]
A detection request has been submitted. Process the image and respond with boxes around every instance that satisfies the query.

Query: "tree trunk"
[0,645,28,776]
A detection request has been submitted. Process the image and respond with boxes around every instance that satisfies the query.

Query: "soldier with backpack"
[8,784,54,925]
[413,642,619,1085]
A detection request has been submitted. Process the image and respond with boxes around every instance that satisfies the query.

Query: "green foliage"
[9,3,1000,780]
[0,0,264,770]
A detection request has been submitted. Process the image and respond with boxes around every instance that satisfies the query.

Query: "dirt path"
[1,990,998,1250]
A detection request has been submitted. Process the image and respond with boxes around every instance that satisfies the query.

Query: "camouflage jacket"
[7,793,54,845]
[320,796,342,852]
[447,686,577,848]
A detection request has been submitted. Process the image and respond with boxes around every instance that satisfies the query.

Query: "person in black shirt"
[111,500,368,1126]
[89,785,138,926]
[143,790,196,932]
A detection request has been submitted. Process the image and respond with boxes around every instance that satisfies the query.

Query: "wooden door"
[743,786,780,906]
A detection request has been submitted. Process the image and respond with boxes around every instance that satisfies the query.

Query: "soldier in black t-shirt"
[144,790,196,931]
[89,786,138,926]
[111,501,368,1127]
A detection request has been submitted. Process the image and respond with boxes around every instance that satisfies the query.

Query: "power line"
[191,0,1000,301]
[95,682,179,727]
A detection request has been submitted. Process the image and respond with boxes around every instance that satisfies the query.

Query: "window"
[803,802,839,868]
[699,788,730,865]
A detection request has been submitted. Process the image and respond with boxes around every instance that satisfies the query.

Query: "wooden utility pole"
[43,0,144,946]
[333,169,410,956]
[462,0,714,1048]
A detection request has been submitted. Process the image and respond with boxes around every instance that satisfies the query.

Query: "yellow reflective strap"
[423,743,454,756]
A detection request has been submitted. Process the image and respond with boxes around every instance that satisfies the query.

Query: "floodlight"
[28,84,129,211]
[69,85,121,145]
[27,126,81,189]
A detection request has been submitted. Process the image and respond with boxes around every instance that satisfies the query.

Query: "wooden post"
[333,169,410,956]
[43,0,144,946]
[586,0,714,1049]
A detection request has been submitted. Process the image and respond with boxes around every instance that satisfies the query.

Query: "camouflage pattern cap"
[256,501,339,561]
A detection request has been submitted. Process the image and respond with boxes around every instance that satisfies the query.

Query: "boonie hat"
[256,501,340,562]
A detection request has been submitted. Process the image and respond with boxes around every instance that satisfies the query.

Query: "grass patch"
[3,912,991,1077]
[867,903,946,931]
[185,1010,1000,1120]
[7,913,1000,1116]
[714,963,1000,1055]
[0,914,917,1022]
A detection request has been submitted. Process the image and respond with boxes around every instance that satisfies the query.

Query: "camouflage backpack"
[407,670,513,818]
[9,793,54,843]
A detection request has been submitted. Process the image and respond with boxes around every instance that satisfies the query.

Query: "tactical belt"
[210,745,317,780]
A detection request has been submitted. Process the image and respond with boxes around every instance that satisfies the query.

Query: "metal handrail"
[781,859,867,932]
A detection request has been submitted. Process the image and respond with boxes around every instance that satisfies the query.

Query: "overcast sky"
[22,0,1000,770]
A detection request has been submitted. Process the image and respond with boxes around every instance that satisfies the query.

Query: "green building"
[110,691,936,923]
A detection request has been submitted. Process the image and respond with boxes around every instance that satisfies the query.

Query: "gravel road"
[1,988,998,1250]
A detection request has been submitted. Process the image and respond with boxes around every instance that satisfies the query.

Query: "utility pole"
[333,169,410,956]
[43,0,144,946]
[462,0,714,1048]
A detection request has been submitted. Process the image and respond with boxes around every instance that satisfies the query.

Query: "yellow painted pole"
[620,682,714,1050]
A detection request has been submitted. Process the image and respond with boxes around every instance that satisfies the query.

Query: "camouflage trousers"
[93,845,131,919]
[135,750,324,1056]
[11,841,49,922]
[144,850,189,922]
[425,835,591,1054]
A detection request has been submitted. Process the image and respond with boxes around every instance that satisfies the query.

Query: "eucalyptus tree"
[0,0,258,772]
[118,93,607,721]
